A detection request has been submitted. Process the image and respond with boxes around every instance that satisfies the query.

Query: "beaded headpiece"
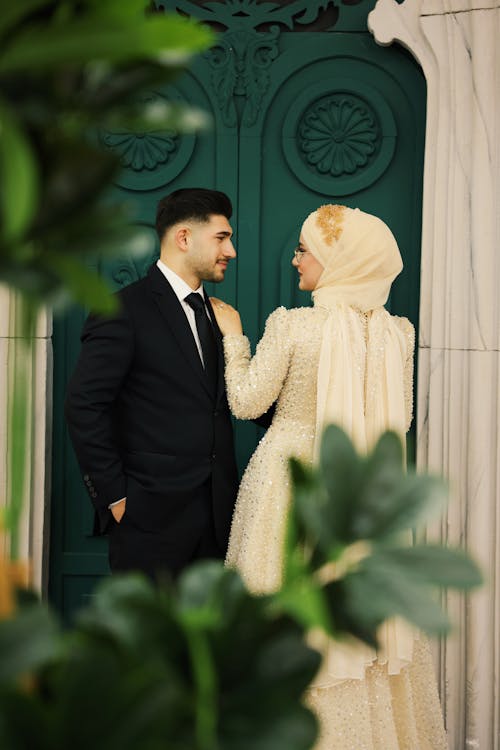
[316,204,346,245]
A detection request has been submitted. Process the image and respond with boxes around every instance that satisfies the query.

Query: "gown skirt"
[223,308,448,749]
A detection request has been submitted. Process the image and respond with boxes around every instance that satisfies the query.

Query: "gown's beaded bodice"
[224,304,414,446]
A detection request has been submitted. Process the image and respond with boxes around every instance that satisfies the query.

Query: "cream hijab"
[301,205,408,458]
[301,205,415,683]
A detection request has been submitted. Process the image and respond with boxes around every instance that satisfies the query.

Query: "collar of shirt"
[156,259,208,365]
[156,259,204,304]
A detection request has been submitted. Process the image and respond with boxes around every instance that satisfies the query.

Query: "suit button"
[212,453,216,459]
[214,411,219,417]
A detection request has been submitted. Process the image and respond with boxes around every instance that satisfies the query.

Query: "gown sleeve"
[222,306,291,419]
[399,317,415,433]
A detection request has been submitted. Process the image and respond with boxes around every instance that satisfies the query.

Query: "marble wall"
[0,286,51,593]
[369,1,500,747]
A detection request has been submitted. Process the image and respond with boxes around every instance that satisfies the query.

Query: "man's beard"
[203,268,226,283]
[194,259,226,284]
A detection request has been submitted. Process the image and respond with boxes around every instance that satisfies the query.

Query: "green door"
[49,0,426,619]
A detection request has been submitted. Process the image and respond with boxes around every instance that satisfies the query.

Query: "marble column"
[0,285,52,593]
[369,2,500,748]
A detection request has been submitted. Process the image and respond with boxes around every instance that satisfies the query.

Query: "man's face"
[186,214,236,283]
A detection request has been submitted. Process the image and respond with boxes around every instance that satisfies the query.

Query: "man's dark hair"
[156,188,233,242]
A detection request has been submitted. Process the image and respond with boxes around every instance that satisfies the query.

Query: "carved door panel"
[49,0,426,619]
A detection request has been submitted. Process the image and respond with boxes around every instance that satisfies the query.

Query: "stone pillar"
[369,2,500,748]
[0,285,52,593]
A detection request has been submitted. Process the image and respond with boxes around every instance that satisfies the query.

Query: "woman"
[211,205,448,749]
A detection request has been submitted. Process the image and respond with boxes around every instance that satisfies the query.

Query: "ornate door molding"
[160,0,371,128]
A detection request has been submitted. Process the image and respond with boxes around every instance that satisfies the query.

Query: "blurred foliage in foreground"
[0,0,213,551]
[0,0,213,318]
[0,427,482,750]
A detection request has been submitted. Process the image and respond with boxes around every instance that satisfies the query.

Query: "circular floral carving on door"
[299,96,378,176]
[100,88,196,191]
[104,131,178,172]
[282,78,397,196]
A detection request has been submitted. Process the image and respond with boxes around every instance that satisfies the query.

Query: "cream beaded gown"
[223,305,448,750]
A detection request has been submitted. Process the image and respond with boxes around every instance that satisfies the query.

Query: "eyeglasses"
[293,247,308,262]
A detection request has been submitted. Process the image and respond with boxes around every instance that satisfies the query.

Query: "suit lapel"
[148,265,212,395]
[205,292,225,405]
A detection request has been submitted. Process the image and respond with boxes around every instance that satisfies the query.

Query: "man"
[65,187,240,580]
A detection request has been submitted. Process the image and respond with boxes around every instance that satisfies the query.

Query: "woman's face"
[291,235,324,291]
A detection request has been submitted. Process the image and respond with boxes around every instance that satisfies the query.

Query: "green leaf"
[41,252,117,314]
[325,430,449,542]
[74,222,154,260]
[356,471,448,541]
[0,220,154,309]
[318,424,364,544]
[101,98,211,134]
[0,604,60,684]
[271,577,332,634]
[321,580,380,648]
[0,0,48,37]
[347,562,451,635]
[374,545,483,590]
[51,643,188,750]
[75,573,173,649]
[288,459,331,556]
[0,689,50,750]
[0,15,214,73]
[221,708,318,750]
[85,0,157,22]
[177,561,246,629]
[183,626,218,750]
[80,60,175,110]
[31,137,120,233]
[368,429,404,467]
[0,100,39,242]
[217,617,320,750]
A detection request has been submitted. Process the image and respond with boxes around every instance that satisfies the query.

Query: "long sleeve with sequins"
[397,316,415,433]
[223,307,292,420]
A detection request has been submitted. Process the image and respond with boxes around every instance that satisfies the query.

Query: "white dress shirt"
[156,258,211,366]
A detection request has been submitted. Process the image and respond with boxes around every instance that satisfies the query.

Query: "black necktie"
[185,293,218,394]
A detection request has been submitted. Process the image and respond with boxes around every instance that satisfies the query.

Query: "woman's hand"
[210,297,243,335]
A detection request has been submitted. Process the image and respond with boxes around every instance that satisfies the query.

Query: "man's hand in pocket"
[110,498,126,523]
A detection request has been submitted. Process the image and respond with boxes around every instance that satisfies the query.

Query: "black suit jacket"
[65,264,239,551]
